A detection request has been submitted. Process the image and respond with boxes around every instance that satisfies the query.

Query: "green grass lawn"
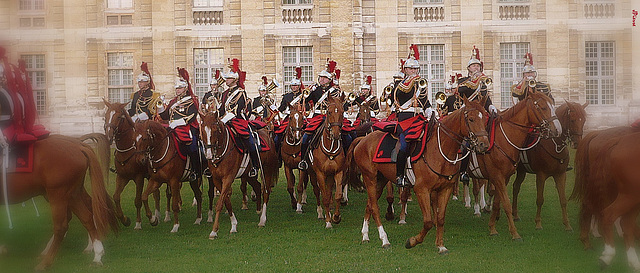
[0,149,630,272]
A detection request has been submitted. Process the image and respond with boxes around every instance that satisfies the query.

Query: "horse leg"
[69,189,105,266]
[341,183,349,206]
[300,171,309,204]
[599,194,636,268]
[207,176,215,223]
[511,168,526,221]
[552,171,573,231]
[36,196,70,271]
[578,205,594,250]
[452,179,459,201]
[463,179,471,208]
[170,180,183,233]
[495,177,522,241]
[399,186,409,225]
[364,174,390,248]
[141,179,161,226]
[385,181,395,221]
[133,175,145,230]
[534,173,549,230]
[210,177,234,239]
[112,175,131,227]
[315,171,333,228]
[190,178,203,225]
[471,179,481,216]
[434,185,454,255]
[240,178,249,210]
[488,182,501,236]
[308,172,323,219]
[405,181,434,249]
[246,177,262,214]
[332,171,344,224]
[258,176,270,227]
[152,188,161,222]
[164,185,172,222]
[285,165,298,211]
[622,206,640,271]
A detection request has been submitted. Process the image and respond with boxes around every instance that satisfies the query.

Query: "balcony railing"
[193,9,223,25]
[413,4,444,22]
[499,4,530,20]
[584,2,615,18]
[282,5,313,23]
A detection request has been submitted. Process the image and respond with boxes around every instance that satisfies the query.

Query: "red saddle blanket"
[9,141,35,173]
[372,132,428,163]
[227,125,271,154]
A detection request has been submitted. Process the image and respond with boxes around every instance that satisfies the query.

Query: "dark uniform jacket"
[218,86,248,120]
[444,74,493,114]
[278,90,302,113]
[128,88,155,118]
[250,96,270,119]
[390,75,431,121]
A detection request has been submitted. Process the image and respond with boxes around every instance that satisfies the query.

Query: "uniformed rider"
[129,62,161,122]
[202,69,223,111]
[511,53,553,104]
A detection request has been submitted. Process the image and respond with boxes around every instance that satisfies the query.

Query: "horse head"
[357,100,371,123]
[199,110,225,160]
[460,97,490,154]
[522,88,560,138]
[557,100,588,148]
[286,103,304,145]
[325,96,344,141]
[103,97,134,143]
[134,120,166,156]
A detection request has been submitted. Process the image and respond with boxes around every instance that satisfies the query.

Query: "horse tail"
[80,144,119,238]
[345,136,365,189]
[570,131,597,202]
[79,132,111,184]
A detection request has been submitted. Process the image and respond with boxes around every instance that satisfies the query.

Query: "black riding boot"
[395,133,412,188]
[298,133,312,170]
[459,143,471,185]
[188,136,203,182]
[244,134,261,178]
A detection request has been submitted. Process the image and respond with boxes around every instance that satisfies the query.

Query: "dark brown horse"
[348,98,489,251]
[308,95,347,228]
[134,120,203,233]
[465,89,559,240]
[571,125,640,270]
[199,110,279,238]
[280,105,317,215]
[1,135,118,270]
[511,101,588,231]
[103,99,162,229]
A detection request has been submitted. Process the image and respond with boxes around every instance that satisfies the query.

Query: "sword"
[1,136,13,229]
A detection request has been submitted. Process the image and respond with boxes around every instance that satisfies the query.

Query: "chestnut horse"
[307,95,347,228]
[465,89,559,240]
[511,101,587,231]
[0,135,118,270]
[103,99,162,229]
[280,105,317,215]
[199,111,279,239]
[571,125,640,270]
[348,98,489,251]
[135,120,203,233]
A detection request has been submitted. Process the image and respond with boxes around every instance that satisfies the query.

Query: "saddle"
[371,115,432,163]
[6,139,36,173]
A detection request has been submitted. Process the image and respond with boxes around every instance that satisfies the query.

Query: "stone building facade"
[0,0,637,135]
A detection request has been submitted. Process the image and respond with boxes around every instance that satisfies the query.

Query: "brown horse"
[1,135,118,270]
[134,120,203,233]
[307,95,347,228]
[571,125,640,270]
[199,111,279,239]
[348,98,489,251]
[511,101,588,231]
[103,99,162,229]
[280,105,317,215]
[465,89,558,241]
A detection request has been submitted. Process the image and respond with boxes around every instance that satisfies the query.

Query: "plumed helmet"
[258,75,268,91]
[290,66,302,86]
[210,69,221,85]
[137,73,150,82]
[360,75,372,90]
[403,45,420,69]
[223,58,240,79]
[522,53,536,74]
[467,45,483,69]
[174,78,188,89]
[318,59,336,79]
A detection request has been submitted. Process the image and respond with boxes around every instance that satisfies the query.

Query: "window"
[193,48,224,98]
[417,44,445,103]
[283,46,313,92]
[282,0,312,5]
[585,41,615,105]
[107,52,134,104]
[413,0,443,4]
[107,0,133,9]
[19,0,44,11]
[21,54,46,115]
[106,15,132,26]
[499,42,530,108]
[194,0,223,7]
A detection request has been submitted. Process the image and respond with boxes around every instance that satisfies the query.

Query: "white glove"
[137,112,149,121]
[270,104,278,111]
[131,114,140,122]
[488,105,498,114]
[169,118,187,129]
[221,112,236,124]
[423,107,435,119]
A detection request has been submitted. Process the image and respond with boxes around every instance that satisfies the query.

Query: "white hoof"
[92,240,104,264]
[83,234,93,254]
[164,211,171,223]
[194,218,202,225]
[170,224,180,233]
[207,210,214,223]
[317,206,324,219]
[134,222,142,230]
[398,219,407,225]
[230,213,238,233]
[296,203,303,214]
[192,197,197,207]
[452,195,458,201]
[209,231,218,239]
[325,222,333,229]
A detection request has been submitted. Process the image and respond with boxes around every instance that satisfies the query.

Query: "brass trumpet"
[383,85,392,98]
[216,77,225,87]
[484,77,493,87]
[266,79,280,93]
[527,79,536,88]
[435,91,447,106]
[347,92,357,103]
[417,78,428,89]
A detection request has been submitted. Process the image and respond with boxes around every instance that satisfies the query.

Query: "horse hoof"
[194,218,202,225]
[296,210,303,214]
[512,237,523,242]
[489,233,499,237]
[209,231,218,239]
[35,263,48,272]
[150,218,159,227]
[535,225,543,230]
[92,261,104,267]
[382,243,391,249]
[474,213,481,218]
[398,220,407,225]
[438,249,450,255]
[405,238,415,249]
[134,222,142,230]
[361,240,369,244]
[332,214,342,224]
[340,201,348,206]
[385,213,395,221]
[599,259,610,270]
[122,216,131,227]
[565,227,574,232]
[241,205,249,210]
[452,195,458,201]
[514,217,521,222]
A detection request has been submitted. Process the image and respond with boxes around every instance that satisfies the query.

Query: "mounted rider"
[297,59,344,171]
[129,62,163,122]
[390,44,434,188]
[202,69,223,112]
[511,53,553,103]
[273,67,305,156]
[344,75,379,122]
[249,75,279,122]
[158,68,202,181]
[218,58,261,178]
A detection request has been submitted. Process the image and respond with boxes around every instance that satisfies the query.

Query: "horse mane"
[146,119,168,140]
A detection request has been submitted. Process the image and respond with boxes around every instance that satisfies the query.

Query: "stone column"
[240,0,264,98]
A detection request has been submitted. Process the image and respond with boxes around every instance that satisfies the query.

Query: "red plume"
[238,70,246,89]
[411,44,420,60]
[327,60,337,74]
[527,53,533,65]
[366,75,372,85]
[456,73,462,78]
[140,62,155,90]
[214,69,220,79]
[231,58,240,73]
[295,66,302,79]
[450,75,456,84]
[177,67,199,109]
[262,75,268,85]
[335,69,341,80]
[400,59,406,68]
[473,45,480,60]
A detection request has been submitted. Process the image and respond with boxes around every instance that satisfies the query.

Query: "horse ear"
[582,101,589,109]
[198,109,206,118]
[102,97,111,107]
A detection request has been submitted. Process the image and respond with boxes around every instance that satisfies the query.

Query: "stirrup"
[460,172,470,183]
[248,167,259,178]
[395,175,412,188]
[203,168,212,177]
[298,160,308,170]
[188,172,198,182]
[566,165,574,171]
